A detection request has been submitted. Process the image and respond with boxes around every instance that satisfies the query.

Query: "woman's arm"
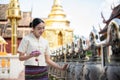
[45,54,68,70]
[18,51,32,61]
[18,51,41,61]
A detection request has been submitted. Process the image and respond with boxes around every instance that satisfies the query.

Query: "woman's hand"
[30,50,41,57]
[61,64,68,70]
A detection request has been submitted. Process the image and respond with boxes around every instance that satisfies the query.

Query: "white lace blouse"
[18,33,51,66]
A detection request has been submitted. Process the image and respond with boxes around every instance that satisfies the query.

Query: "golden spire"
[54,0,61,6]
[7,0,21,55]
[45,0,70,27]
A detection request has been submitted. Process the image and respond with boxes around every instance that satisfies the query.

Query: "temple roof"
[0,4,8,20]
[18,12,32,27]
[99,4,120,34]
[0,4,32,27]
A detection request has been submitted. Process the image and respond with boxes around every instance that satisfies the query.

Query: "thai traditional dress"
[18,33,51,80]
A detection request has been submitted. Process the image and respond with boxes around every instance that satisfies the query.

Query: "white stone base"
[0,54,24,79]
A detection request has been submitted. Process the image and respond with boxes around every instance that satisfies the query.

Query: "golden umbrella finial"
[6,0,21,55]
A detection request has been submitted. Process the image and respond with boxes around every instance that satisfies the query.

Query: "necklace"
[35,46,42,66]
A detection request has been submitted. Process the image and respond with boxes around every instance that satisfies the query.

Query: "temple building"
[43,0,73,48]
[0,0,73,53]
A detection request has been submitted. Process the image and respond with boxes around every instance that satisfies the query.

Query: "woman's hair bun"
[29,22,33,28]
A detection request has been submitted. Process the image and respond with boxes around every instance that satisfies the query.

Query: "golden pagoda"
[44,0,73,48]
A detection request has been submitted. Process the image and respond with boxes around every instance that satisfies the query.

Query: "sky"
[0,0,120,38]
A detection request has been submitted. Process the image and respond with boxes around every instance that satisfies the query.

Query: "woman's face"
[33,22,45,38]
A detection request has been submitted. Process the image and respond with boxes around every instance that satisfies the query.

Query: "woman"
[17,18,68,80]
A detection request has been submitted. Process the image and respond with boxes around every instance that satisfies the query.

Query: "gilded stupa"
[43,0,73,48]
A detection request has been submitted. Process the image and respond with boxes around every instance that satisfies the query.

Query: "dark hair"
[29,18,44,28]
